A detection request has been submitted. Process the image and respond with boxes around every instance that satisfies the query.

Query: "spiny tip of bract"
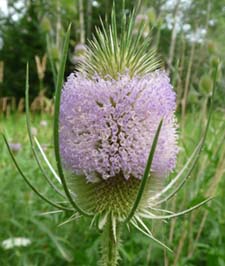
[77,7,161,79]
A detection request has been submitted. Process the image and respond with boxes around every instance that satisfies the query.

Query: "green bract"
[78,8,160,79]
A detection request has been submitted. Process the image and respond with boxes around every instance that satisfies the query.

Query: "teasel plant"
[2,6,219,266]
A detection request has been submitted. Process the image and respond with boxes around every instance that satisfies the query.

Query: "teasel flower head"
[60,71,177,182]
[57,7,178,226]
[59,69,178,221]
[56,9,215,251]
[2,6,216,263]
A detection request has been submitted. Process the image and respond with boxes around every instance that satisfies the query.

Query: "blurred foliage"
[0,0,136,100]
[0,1,46,100]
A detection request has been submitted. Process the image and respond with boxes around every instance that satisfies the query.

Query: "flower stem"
[99,217,120,266]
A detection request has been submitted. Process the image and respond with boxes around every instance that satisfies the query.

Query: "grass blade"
[25,63,65,198]
[147,197,213,220]
[31,218,73,262]
[202,65,218,142]
[153,140,204,205]
[150,138,203,202]
[34,137,61,184]
[131,220,172,253]
[2,133,73,212]
[46,35,57,88]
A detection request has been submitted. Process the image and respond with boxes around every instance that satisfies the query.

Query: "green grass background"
[0,111,224,266]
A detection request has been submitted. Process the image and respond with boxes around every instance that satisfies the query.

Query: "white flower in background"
[1,237,32,250]
[186,28,207,44]
[182,23,191,32]
[208,19,216,26]
[40,120,48,127]
[31,127,38,136]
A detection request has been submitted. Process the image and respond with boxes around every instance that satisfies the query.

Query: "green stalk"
[99,217,120,266]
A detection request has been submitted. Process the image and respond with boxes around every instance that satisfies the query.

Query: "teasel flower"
[2,6,218,266]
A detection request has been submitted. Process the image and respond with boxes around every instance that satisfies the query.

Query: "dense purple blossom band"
[60,70,178,182]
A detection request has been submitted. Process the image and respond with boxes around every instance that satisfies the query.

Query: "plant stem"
[99,217,120,266]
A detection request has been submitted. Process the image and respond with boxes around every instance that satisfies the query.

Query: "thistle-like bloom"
[60,71,178,182]
[57,9,181,225]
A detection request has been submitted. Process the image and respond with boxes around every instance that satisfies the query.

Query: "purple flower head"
[60,70,178,182]
[9,143,22,152]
